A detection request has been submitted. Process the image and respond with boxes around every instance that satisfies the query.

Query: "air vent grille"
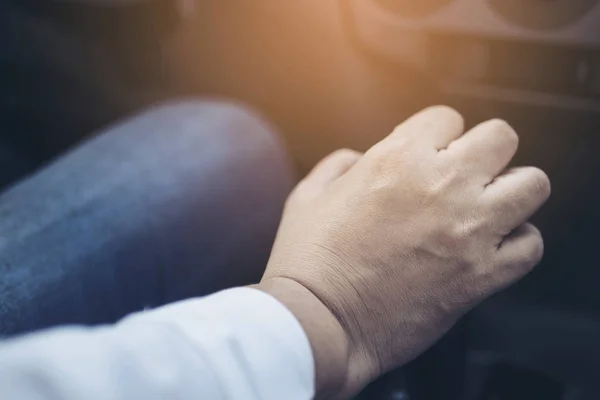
[488,0,599,31]
[431,36,600,98]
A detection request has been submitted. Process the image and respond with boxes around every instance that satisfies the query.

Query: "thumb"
[289,149,362,204]
[304,149,362,189]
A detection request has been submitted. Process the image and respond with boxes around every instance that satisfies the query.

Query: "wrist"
[254,277,350,399]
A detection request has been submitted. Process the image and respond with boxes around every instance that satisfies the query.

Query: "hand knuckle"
[425,180,446,199]
[518,242,544,272]
[428,105,463,122]
[440,219,476,249]
[513,228,544,270]
[528,168,551,199]
[487,119,519,147]
[528,230,545,265]
[450,222,473,242]
[424,168,459,198]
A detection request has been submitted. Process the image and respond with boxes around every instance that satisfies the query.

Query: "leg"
[0,100,293,336]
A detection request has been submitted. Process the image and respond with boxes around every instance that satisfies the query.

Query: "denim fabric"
[0,101,293,336]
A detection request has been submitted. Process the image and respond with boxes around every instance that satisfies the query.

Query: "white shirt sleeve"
[0,288,315,400]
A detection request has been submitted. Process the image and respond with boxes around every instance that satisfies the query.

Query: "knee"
[110,99,295,213]
[145,100,290,170]
[162,100,294,209]
[103,100,296,297]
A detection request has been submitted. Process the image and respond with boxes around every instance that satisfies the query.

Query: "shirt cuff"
[125,287,316,400]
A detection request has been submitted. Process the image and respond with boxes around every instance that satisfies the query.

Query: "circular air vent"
[374,0,453,18]
[489,0,599,31]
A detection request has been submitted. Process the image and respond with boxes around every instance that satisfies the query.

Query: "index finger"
[383,106,465,152]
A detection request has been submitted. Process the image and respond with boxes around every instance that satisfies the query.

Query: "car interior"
[347,2,600,399]
[3,1,600,399]
[356,1,600,398]
[177,2,600,399]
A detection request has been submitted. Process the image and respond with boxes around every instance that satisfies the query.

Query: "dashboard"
[354,0,600,46]
[349,0,600,110]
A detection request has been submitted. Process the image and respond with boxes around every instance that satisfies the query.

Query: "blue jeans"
[0,101,293,336]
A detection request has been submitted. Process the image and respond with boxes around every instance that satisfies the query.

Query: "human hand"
[258,106,550,399]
